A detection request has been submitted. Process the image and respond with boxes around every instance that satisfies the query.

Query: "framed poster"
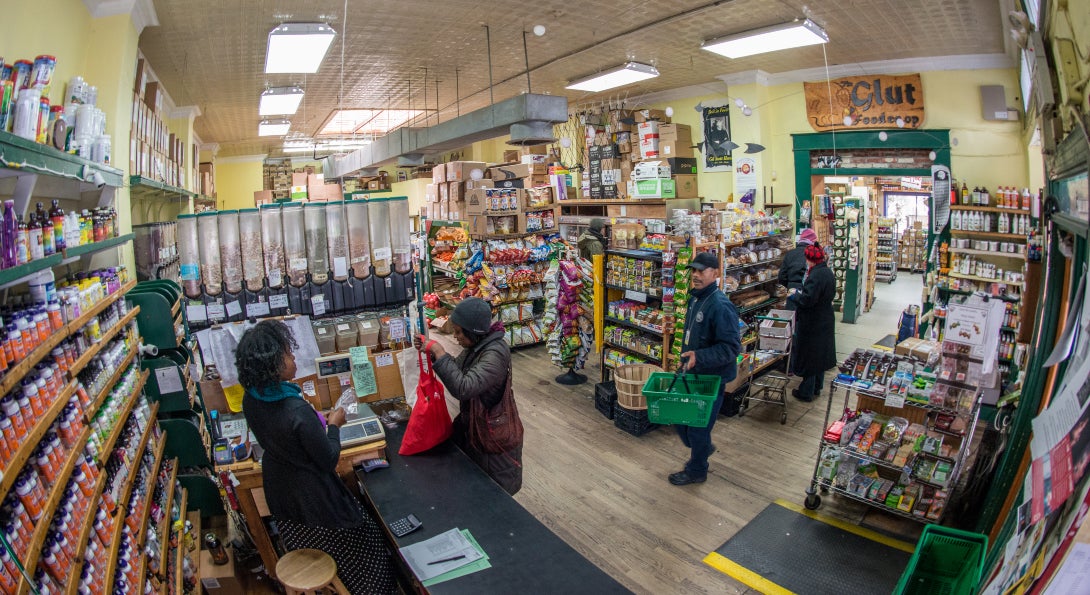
[702,104,732,171]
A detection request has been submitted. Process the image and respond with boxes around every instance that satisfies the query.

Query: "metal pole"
[484,25,495,107]
[522,30,532,93]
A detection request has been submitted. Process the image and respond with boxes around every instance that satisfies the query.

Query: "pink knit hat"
[797,228,818,245]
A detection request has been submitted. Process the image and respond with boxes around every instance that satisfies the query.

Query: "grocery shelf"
[0,381,75,501]
[102,401,158,595]
[62,233,135,260]
[64,469,109,595]
[84,349,139,422]
[0,129,124,187]
[604,315,665,338]
[605,248,663,261]
[0,254,63,290]
[737,297,784,315]
[950,205,1031,214]
[948,272,1023,288]
[603,341,660,363]
[815,480,937,524]
[129,175,195,201]
[950,230,1027,241]
[604,284,662,299]
[947,247,1026,259]
[69,305,141,384]
[723,256,783,273]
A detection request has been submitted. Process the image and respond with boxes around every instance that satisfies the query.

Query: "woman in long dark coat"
[788,244,837,402]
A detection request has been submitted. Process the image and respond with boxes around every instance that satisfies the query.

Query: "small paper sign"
[311,294,327,316]
[270,294,289,309]
[885,393,906,408]
[375,353,394,367]
[180,263,199,281]
[225,300,242,317]
[268,270,282,287]
[333,257,348,278]
[206,304,226,320]
[246,302,271,318]
[186,304,207,322]
[154,367,184,394]
[373,247,392,261]
[290,257,308,271]
[625,290,648,303]
[349,346,377,396]
[389,318,407,341]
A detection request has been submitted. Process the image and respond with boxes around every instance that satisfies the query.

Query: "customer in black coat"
[416,297,524,495]
[238,320,395,594]
[788,244,837,402]
[778,228,818,311]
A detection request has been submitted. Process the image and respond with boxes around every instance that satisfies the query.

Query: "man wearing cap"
[778,228,818,311]
[670,251,742,486]
[788,244,836,402]
[578,218,608,259]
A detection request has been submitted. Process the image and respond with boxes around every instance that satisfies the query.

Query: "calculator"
[389,514,422,537]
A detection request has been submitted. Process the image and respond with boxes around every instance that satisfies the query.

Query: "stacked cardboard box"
[129,69,188,189]
[425,161,490,220]
[263,161,293,199]
[464,187,559,236]
[198,162,215,197]
[898,227,927,271]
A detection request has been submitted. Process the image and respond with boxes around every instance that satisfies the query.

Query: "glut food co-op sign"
[803,73,924,132]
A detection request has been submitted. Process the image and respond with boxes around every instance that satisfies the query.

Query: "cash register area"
[206,287,924,595]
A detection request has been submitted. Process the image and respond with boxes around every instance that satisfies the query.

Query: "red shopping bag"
[399,344,453,455]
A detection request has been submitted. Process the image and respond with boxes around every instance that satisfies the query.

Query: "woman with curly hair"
[237,320,395,594]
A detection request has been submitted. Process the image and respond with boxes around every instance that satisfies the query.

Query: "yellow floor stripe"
[773,498,916,553]
[703,552,796,595]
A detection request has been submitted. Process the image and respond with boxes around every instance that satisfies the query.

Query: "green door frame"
[791,129,951,322]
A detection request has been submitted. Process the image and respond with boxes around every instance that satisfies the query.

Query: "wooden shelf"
[168,488,190,595]
[64,279,138,339]
[16,426,92,594]
[133,435,167,592]
[950,205,1031,214]
[948,272,1023,288]
[559,200,666,206]
[102,401,159,595]
[97,370,150,465]
[0,381,77,502]
[62,234,135,260]
[603,316,666,338]
[947,247,1026,259]
[64,468,109,595]
[159,457,179,586]
[84,347,139,422]
[0,327,66,395]
[949,230,1027,241]
[68,305,141,381]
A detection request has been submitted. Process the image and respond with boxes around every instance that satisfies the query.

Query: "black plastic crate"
[614,404,658,437]
[595,381,617,419]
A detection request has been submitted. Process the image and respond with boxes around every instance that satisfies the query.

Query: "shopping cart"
[738,314,794,424]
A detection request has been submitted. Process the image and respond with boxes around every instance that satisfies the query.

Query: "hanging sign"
[803,73,924,132]
[701,104,733,171]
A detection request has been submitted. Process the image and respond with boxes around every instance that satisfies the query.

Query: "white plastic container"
[12,88,41,141]
[177,215,201,298]
[281,202,307,287]
[368,199,392,276]
[260,204,286,288]
[218,210,243,294]
[387,196,412,274]
[196,212,222,295]
[325,201,349,282]
[345,199,371,279]
[304,203,329,284]
[239,209,264,292]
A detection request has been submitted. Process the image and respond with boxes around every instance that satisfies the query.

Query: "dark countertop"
[356,425,631,594]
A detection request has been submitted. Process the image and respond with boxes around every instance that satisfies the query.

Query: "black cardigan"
[243,393,365,528]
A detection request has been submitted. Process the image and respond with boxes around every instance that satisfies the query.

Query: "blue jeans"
[798,370,826,400]
[675,390,725,479]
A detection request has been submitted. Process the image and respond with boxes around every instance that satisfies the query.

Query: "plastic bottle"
[11,87,41,141]
[1,200,15,268]
[28,215,43,261]
[1022,188,1031,210]
[50,200,65,252]
[960,183,969,205]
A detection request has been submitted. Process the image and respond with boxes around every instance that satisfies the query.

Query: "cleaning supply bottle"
[2,200,16,269]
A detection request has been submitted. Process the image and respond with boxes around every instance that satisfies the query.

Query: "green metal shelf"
[129,176,195,201]
[0,254,63,289]
[63,234,135,259]
[0,130,124,187]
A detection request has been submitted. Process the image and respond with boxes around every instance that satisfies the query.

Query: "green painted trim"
[791,129,950,151]
[0,129,124,187]
[129,175,196,200]
[810,168,936,177]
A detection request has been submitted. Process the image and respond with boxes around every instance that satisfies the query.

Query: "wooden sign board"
[804,73,924,132]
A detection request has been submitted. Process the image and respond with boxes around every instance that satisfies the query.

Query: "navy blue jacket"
[681,282,742,383]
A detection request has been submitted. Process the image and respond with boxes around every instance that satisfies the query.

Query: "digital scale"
[315,354,386,447]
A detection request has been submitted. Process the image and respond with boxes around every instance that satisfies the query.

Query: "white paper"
[225,300,242,317]
[399,528,484,582]
[624,290,647,303]
[246,302,271,318]
[1042,543,1090,594]
[333,257,348,278]
[268,270,282,287]
[389,318,407,341]
[374,247,392,261]
[375,353,394,367]
[269,294,289,309]
[311,295,327,316]
[186,304,207,322]
[884,393,906,408]
[197,315,321,387]
[290,257,308,271]
[155,367,185,395]
[206,304,226,320]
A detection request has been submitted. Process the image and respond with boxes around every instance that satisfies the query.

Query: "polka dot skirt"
[279,517,396,594]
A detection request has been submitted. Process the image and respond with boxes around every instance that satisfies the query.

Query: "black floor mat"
[873,334,898,351]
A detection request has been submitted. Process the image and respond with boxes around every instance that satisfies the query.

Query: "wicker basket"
[614,363,663,410]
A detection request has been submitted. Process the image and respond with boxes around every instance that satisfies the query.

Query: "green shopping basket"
[893,525,988,595]
[642,371,722,427]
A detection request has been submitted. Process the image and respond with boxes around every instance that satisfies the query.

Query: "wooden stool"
[275,549,350,595]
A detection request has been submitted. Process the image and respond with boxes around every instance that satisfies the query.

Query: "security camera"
[91,171,106,188]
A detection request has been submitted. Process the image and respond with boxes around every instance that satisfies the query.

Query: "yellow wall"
[648,94,737,202]
[215,158,265,210]
[4,0,93,107]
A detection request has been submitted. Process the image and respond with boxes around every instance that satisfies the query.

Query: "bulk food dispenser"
[260,204,289,317]
[366,197,413,304]
[386,196,415,303]
[304,203,334,315]
[345,198,376,307]
[281,202,309,314]
[196,211,228,324]
[325,200,351,311]
[177,214,201,299]
[239,208,268,315]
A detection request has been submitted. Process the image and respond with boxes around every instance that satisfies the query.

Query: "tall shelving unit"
[601,248,672,377]
[876,217,898,283]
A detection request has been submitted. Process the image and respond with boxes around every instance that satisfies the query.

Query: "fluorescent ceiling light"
[258,119,291,136]
[565,62,659,93]
[283,139,372,153]
[265,23,336,74]
[318,109,428,136]
[259,86,305,116]
[702,18,828,59]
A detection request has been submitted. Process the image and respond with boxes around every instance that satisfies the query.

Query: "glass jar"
[325,201,349,282]
[196,212,222,295]
[304,203,329,284]
[368,199,392,276]
[281,203,307,287]
[239,209,264,292]
[217,210,242,294]
[345,199,371,279]
[260,204,285,289]
[387,197,412,274]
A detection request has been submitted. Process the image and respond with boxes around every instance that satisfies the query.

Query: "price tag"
[269,294,289,309]
[246,302,271,318]
[884,392,906,408]
[333,257,348,278]
[290,257,308,271]
[624,290,648,303]
[155,367,184,394]
[268,270,282,287]
[225,300,242,317]
[373,247,392,261]
[375,352,394,367]
[311,295,327,316]
[389,318,407,341]
[206,304,226,320]
[180,264,199,281]
[185,304,207,322]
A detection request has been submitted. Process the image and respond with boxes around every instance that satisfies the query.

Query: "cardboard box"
[143,81,164,114]
[448,182,464,203]
[432,163,446,184]
[134,59,147,95]
[292,172,308,187]
[634,109,669,123]
[466,188,524,215]
[759,309,795,338]
[665,157,698,175]
[425,202,437,219]
[520,154,548,164]
[446,161,487,182]
[254,190,273,205]
[895,337,922,356]
[673,174,699,198]
[290,185,308,200]
[503,150,520,163]
[425,184,439,203]
[525,186,553,209]
[658,123,692,144]
[366,351,404,401]
[518,205,560,234]
[489,163,546,180]
[628,178,676,199]
[659,141,695,158]
[911,340,941,363]
[449,200,466,221]
[439,199,450,219]
[632,161,671,180]
[637,121,660,159]
[759,335,792,352]
[438,182,450,202]
[521,144,547,155]
[465,178,494,191]
[199,550,244,595]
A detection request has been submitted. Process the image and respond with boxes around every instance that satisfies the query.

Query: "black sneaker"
[792,389,815,403]
[668,471,707,485]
